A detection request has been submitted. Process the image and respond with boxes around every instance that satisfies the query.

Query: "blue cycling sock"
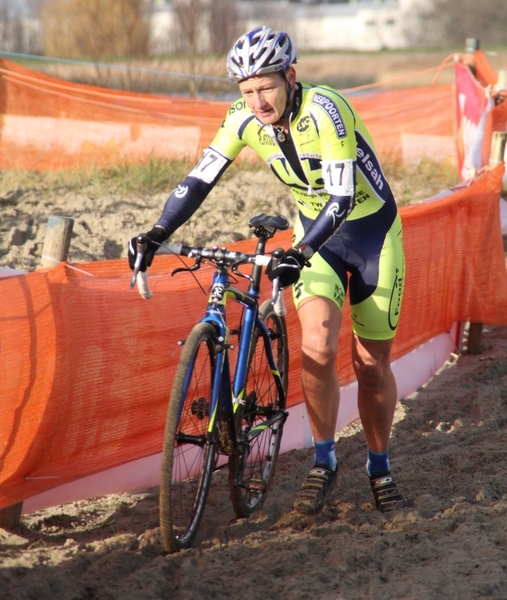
[366,449,390,477]
[314,439,337,471]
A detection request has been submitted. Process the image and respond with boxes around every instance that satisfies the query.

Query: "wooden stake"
[0,502,23,530]
[463,37,480,75]
[489,131,507,194]
[40,215,74,269]
[489,131,507,168]
[467,322,484,355]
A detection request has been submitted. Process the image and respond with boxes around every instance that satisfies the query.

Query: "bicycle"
[131,213,290,553]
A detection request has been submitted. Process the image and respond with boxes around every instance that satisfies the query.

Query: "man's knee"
[302,339,337,371]
[354,361,386,393]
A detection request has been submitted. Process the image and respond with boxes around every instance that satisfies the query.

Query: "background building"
[152,0,422,54]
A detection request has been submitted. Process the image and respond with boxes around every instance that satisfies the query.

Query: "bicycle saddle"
[248,213,289,231]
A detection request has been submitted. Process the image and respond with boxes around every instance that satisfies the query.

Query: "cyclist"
[129,26,406,515]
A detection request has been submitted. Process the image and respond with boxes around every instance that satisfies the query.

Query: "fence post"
[463,37,480,75]
[0,502,23,530]
[466,131,507,355]
[0,215,75,530]
[40,215,74,268]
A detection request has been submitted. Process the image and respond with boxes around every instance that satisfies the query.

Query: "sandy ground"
[1,173,507,598]
[0,168,296,273]
[0,324,507,599]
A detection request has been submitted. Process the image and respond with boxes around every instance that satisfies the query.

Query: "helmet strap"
[271,72,297,130]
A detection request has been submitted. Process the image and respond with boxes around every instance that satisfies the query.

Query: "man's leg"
[352,335,397,453]
[292,296,341,514]
[352,335,405,512]
[298,296,342,443]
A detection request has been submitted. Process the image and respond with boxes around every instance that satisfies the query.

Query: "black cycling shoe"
[293,465,338,515]
[369,471,406,513]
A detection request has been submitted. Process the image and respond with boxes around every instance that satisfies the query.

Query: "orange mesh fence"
[1,165,506,510]
[0,59,230,170]
[350,85,455,164]
[0,58,455,170]
[475,50,500,89]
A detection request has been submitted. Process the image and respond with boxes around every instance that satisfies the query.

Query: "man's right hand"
[128,227,167,272]
[266,248,306,288]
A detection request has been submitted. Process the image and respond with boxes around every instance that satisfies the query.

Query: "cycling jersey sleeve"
[298,192,354,252]
[154,99,252,237]
[154,147,232,236]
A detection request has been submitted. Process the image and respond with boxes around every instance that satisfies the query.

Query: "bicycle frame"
[199,265,286,456]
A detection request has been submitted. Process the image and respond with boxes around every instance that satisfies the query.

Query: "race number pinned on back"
[189,148,228,184]
[322,159,355,196]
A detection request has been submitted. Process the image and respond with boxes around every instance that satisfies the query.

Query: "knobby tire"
[228,299,289,517]
[159,323,218,553]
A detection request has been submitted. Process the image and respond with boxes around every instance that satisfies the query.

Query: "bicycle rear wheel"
[228,299,289,517]
[159,323,218,553]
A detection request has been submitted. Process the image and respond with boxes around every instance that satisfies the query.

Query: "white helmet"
[226,26,299,82]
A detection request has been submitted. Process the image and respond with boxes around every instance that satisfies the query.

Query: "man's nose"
[253,93,267,109]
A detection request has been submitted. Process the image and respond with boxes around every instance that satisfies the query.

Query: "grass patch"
[0,158,193,196]
[383,157,458,205]
[0,156,458,205]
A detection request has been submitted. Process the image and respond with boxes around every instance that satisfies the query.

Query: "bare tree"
[41,0,154,58]
[39,0,154,88]
[209,0,242,55]
[169,0,242,96]
[408,0,507,48]
[170,0,207,96]
[0,0,25,52]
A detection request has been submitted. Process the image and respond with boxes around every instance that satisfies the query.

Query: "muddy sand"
[0,325,507,599]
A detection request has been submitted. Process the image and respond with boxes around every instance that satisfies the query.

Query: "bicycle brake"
[171,258,202,276]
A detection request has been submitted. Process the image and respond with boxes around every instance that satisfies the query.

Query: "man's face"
[238,69,294,125]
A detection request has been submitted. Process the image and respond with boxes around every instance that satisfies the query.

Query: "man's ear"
[286,66,297,86]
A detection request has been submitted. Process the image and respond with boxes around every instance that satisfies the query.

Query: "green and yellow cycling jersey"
[208,83,394,223]
[156,82,397,254]
[154,82,404,338]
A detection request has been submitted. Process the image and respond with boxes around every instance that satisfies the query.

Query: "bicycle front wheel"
[159,323,218,553]
[228,299,289,517]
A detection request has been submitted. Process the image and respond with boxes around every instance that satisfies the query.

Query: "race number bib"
[322,159,355,196]
[189,148,228,184]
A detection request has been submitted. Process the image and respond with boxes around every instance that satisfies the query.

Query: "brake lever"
[171,256,203,276]
[130,234,147,289]
[269,248,287,316]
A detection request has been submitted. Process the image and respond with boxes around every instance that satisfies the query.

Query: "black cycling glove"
[266,248,307,289]
[128,227,167,272]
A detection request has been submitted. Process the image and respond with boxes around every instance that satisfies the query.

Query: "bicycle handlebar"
[129,235,153,299]
[130,239,284,311]
[161,243,271,267]
[129,212,291,304]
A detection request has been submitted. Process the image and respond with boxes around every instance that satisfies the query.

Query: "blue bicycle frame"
[200,267,284,441]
